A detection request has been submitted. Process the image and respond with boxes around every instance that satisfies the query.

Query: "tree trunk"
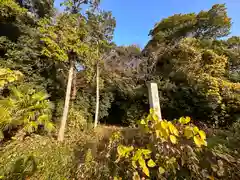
[71,68,77,100]
[94,63,100,128]
[58,60,74,141]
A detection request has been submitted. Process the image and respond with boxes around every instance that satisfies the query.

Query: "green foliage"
[0,0,27,21]
[17,0,54,18]
[0,85,54,140]
[106,110,240,180]
[0,68,23,88]
[149,4,231,46]
[113,110,207,179]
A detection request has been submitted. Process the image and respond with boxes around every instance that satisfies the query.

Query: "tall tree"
[85,9,115,127]
[145,4,231,53]
[39,1,98,141]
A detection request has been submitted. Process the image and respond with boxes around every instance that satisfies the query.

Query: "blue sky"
[54,0,240,48]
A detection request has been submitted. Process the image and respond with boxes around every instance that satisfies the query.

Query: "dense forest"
[0,0,240,179]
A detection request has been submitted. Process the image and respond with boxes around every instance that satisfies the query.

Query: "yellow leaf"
[160,129,169,140]
[155,130,160,138]
[140,119,146,125]
[158,167,165,174]
[193,126,199,134]
[147,159,156,167]
[199,130,206,140]
[150,108,154,114]
[132,160,137,168]
[179,117,185,124]
[170,135,177,144]
[184,126,193,139]
[161,121,168,129]
[153,114,159,121]
[179,117,191,124]
[194,135,204,147]
[142,165,150,177]
[185,116,191,124]
[168,122,179,136]
[139,157,149,177]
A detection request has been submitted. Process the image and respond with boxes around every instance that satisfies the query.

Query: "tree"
[145,4,231,52]
[16,0,54,18]
[85,9,116,127]
[39,1,98,141]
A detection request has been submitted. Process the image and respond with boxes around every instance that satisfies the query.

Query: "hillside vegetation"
[0,0,240,179]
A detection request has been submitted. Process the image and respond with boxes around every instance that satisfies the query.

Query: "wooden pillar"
[147,82,162,120]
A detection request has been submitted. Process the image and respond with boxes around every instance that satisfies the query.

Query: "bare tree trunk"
[58,60,74,141]
[94,63,100,128]
[71,68,77,100]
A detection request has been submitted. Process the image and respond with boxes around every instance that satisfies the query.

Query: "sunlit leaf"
[150,108,154,114]
[185,116,191,124]
[158,167,165,174]
[193,135,205,147]
[170,135,177,144]
[193,126,199,134]
[147,159,156,167]
[153,114,159,121]
[168,122,179,136]
[140,119,146,125]
[139,157,149,176]
[142,165,150,177]
[184,126,193,139]
[179,117,185,124]
[160,121,168,129]
[199,130,206,140]
[141,149,151,155]
[132,160,137,168]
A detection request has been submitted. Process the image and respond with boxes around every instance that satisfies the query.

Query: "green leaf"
[147,159,156,167]
[158,167,165,175]
[170,135,177,144]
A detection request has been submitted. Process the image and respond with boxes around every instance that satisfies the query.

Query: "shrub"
[103,110,240,180]
[0,85,54,140]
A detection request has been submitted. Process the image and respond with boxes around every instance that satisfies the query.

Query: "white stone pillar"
[147,82,162,120]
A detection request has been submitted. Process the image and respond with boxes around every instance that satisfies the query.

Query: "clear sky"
[54,0,240,48]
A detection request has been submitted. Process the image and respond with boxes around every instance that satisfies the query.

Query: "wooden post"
[147,82,162,120]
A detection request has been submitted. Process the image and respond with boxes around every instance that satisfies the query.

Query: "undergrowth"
[0,111,240,180]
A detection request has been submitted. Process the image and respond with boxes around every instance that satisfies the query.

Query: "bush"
[84,110,240,180]
[0,85,54,141]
